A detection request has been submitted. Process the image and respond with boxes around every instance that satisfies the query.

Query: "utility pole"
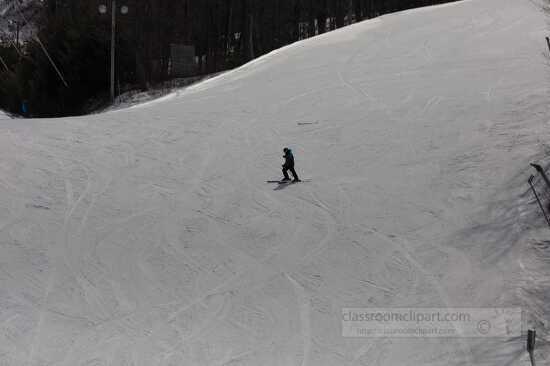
[110,0,116,103]
[100,1,128,103]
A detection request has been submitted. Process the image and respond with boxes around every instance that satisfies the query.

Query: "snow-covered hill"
[1,0,549,365]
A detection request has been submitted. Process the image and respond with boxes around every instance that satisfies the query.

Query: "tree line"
[0,0,458,117]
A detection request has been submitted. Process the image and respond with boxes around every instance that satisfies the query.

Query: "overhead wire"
[13,0,69,87]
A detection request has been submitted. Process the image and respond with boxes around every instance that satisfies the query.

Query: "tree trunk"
[248,13,254,59]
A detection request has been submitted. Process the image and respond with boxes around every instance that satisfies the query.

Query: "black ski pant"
[283,165,299,180]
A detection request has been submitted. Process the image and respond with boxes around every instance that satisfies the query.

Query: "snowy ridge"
[0,110,11,119]
[0,0,549,365]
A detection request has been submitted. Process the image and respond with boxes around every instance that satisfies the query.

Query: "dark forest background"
[0,0,458,117]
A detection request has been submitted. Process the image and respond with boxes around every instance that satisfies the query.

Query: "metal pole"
[110,0,116,102]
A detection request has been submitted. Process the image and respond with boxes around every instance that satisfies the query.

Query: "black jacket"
[283,150,294,168]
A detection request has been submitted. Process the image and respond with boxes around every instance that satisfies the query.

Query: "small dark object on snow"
[531,163,544,173]
[528,175,550,227]
[531,163,550,191]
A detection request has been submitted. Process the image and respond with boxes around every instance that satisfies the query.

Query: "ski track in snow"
[285,273,312,366]
[0,0,549,365]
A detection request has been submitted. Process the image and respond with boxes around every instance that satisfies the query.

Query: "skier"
[282,147,300,182]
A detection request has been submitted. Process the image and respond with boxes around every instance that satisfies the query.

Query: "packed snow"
[1,0,550,365]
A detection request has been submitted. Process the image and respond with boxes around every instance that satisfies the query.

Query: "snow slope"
[1,0,549,365]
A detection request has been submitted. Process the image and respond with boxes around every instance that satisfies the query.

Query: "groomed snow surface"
[1,0,550,365]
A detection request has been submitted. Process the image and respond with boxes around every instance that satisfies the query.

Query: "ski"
[266,179,310,184]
